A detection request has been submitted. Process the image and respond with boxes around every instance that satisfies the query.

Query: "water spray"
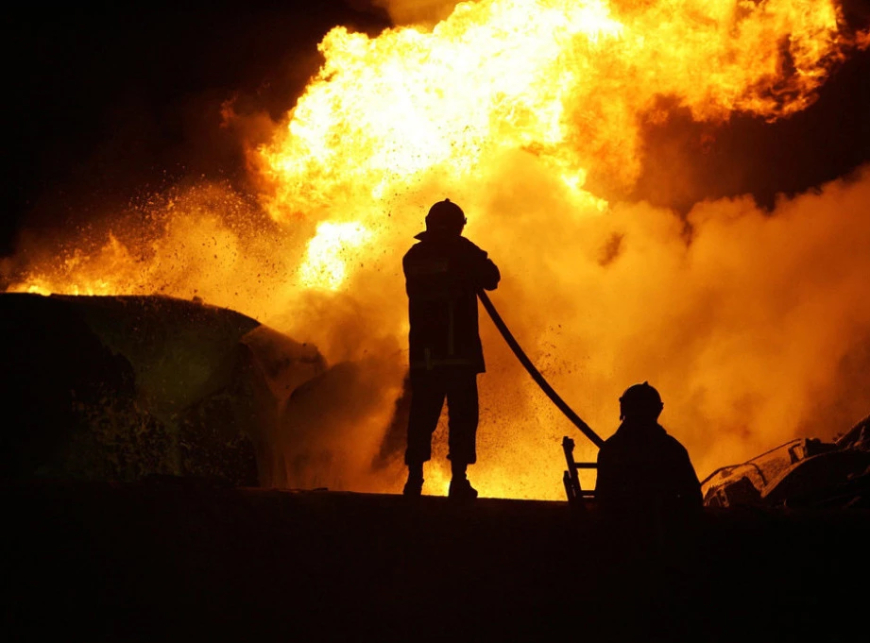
[477,290,604,449]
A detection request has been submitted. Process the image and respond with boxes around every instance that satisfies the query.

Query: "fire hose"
[477,290,605,449]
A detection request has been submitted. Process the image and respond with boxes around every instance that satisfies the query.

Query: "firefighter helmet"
[426,199,466,232]
[619,381,663,421]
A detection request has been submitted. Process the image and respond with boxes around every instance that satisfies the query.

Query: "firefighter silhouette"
[402,199,500,499]
[595,382,703,525]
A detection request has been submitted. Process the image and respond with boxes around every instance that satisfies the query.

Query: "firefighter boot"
[448,462,478,500]
[403,463,424,497]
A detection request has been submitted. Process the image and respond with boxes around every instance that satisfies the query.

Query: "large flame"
[5,0,869,499]
[260,0,848,219]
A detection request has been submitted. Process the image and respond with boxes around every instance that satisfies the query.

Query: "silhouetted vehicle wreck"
[701,414,870,509]
[0,293,327,487]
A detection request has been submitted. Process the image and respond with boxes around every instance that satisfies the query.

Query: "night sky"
[3,0,869,258]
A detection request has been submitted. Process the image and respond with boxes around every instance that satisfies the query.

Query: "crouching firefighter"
[595,382,703,530]
[402,199,500,499]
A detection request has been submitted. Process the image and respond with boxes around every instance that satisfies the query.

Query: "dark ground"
[4,479,869,642]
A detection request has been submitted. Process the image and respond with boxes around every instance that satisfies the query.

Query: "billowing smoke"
[470,163,870,496]
[4,1,870,498]
[7,165,869,499]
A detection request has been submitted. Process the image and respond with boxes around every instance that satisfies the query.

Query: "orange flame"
[261,0,849,225]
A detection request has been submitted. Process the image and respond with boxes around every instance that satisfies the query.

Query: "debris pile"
[702,415,870,509]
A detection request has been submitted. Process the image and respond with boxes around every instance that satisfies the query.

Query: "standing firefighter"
[402,199,500,499]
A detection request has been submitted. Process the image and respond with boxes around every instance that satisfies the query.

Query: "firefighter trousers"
[405,368,479,466]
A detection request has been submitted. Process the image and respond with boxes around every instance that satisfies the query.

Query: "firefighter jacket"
[403,231,500,373]
[595,420,703,520]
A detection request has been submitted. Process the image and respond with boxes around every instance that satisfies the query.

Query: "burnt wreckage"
[700,415,870,509]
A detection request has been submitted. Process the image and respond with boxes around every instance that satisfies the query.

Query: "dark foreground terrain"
[4,479,869,643]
